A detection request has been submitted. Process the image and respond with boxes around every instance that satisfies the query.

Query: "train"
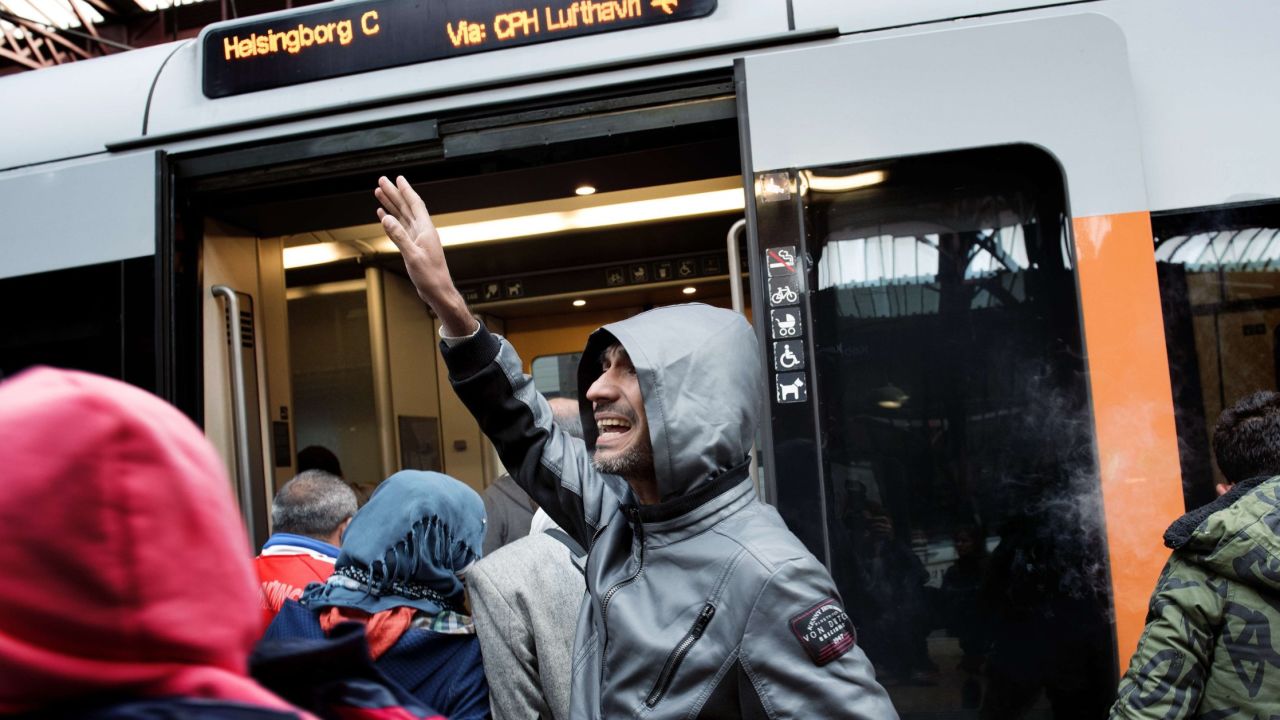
[3,0,1279,716]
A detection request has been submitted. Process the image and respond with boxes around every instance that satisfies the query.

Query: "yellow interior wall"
[505,308,638,373]
[503,297,751,373]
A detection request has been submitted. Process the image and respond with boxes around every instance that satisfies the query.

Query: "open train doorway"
[174,72,747,545]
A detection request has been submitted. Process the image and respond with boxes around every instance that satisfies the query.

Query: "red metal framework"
[0,0,326,75]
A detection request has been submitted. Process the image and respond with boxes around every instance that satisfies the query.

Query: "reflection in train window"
[803,146,1114,718]
[1154,202,1280,510]
[531,352,583,400]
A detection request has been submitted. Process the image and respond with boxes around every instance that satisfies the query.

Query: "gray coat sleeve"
[739,557,899,719]
[467,559,552,720]
[443,324,627,548]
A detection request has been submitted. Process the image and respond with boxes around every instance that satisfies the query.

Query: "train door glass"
[761,146,1115,718]
[287,284,381,502]
[1154,201,1280,510]
[531,352,583,400]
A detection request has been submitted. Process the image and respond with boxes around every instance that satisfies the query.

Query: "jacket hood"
[1164,473,1280,594]
[0,368,297,714]
[577,304,763,502]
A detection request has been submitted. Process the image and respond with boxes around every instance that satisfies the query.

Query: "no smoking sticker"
[766,246,798,278]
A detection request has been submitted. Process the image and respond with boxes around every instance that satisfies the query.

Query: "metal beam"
[0,12,93,59]
[66,0,101,40]
[0,43,40,69]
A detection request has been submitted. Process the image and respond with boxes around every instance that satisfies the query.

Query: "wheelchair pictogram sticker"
[773,341,805,372]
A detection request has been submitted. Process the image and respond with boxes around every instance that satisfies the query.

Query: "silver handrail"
[366,266,397,478]
[211,285,257,543]
[725,218,761,496]
[726,218,747,316]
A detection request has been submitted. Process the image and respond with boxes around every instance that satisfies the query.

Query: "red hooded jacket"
[0,368,302,715]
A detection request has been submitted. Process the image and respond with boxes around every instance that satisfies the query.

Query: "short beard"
[593,436,655,481]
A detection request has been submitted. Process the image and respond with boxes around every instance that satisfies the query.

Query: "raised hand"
[374,175,476,336]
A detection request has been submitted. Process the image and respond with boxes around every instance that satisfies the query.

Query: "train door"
[738,13,1182,718]
[181,76,745,542]
[202,221,293,549]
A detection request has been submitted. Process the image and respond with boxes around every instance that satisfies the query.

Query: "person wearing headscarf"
[263,470,490,720]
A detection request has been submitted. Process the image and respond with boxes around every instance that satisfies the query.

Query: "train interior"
[188,88,749,524]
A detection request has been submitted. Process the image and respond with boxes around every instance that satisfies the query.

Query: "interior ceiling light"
[281,242,361,269]
[802,169,887,194]
[874,383,909,410]
[283,177,743,270]
[572,299,587,307]
[575,184,596,196]
[682,286,697,295]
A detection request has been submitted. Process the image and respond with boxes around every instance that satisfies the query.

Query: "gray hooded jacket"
[443,304,897,719]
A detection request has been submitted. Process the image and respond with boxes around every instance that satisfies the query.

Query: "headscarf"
[303,471,485,616]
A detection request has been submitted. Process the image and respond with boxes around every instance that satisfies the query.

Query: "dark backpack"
[250,623,446,720]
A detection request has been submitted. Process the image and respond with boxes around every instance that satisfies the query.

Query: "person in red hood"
[0,367,308,718]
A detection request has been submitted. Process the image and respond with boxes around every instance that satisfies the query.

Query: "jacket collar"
[629,460,756,545]
[262,532,339,559]
[1163,473,1274,549]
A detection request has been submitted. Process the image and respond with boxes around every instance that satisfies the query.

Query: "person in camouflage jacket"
[1111,390,1280,719]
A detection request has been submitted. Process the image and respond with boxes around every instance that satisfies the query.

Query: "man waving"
[376,175,897,719]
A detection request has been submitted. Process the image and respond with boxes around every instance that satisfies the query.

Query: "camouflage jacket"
[1110,474,1280,719]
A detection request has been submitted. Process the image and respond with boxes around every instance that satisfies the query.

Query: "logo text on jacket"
[789,599,856,666]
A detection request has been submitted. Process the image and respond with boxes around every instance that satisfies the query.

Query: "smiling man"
[589,345,657,502]
[375,176,897,719]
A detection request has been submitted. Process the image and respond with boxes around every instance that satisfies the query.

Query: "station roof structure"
[0,0,324,75]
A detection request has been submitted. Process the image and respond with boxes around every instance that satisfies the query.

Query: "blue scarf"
[302,470,485,615]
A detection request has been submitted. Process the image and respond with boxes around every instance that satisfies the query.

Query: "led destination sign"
[203,0,717,98]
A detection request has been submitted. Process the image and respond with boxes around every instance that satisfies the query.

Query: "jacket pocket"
[645,603,717,708]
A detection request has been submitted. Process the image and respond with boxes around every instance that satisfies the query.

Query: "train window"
[531,352,583,400]
[287,284,381,494]
[1154,201,1280,510]
[798,146,1114,717]
[0,258,154,389]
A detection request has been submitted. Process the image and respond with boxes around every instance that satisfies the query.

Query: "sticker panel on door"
[776,372,808,404]
[770,308,804,340]
[768,276,801,307]
[773,341,806,372]
[766,246,799,277]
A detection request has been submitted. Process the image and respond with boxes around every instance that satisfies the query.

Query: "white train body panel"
[0,0,1277,269]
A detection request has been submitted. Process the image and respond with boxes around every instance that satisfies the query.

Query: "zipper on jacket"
[601,506,646,625]
[645,603,717,708]
[599,506,647,690]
